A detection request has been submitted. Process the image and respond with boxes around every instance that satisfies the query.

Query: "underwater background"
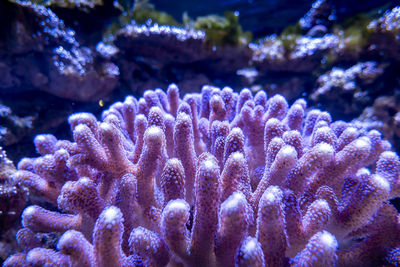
[1,0,400,265]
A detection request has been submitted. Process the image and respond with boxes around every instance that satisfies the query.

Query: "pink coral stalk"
[93,206,125,267]
[190,153,220,264]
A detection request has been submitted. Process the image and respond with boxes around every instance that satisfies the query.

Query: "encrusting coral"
[4,85,400,266]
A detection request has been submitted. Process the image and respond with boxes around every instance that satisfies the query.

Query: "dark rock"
[113,23,251,93]
[250,34,338,73]
[366,7,400,60]
[47,0,122,44]
[0,104,34,147]
[0,0,119,102]
[300,0,335,30]
[311,62,385,118]
[354,92,400,154]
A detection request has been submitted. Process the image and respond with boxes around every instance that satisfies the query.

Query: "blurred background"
[0,0,399,161]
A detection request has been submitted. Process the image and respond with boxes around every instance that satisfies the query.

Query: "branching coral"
[4,84,400,266]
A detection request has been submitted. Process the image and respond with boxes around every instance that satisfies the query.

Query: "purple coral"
[5,85,400,266]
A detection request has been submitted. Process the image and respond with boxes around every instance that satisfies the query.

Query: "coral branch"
[5,85,400,266]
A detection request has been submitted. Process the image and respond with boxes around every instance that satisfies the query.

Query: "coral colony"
[4,85,400,266]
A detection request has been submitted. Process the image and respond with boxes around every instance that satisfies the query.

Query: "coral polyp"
[5,85,400,266]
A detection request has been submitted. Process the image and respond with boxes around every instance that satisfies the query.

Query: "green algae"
[192,11,252,46]
[102,0,181,42]
[333,3,393,56]
[104,3,252,47]
[277,23,302,56]
[132,0,179,26]
[340,14,373,55]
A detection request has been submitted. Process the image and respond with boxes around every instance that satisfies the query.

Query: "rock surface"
[0,0,119,102]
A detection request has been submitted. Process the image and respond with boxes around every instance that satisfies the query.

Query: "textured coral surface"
[4,85,400,266]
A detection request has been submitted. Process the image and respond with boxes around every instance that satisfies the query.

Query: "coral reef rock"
[250,34,339,73]
[113,23,251,93]
[0,0,119,101]
[355,93,400,158]
[311,62,385,118]
[0,147,27,263]
[0,104,34,147]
